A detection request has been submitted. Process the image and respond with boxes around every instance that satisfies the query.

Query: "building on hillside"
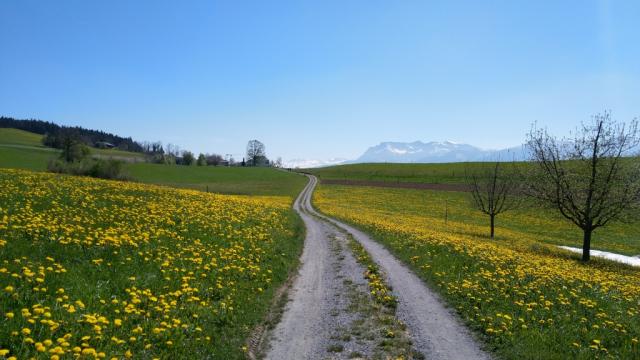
[95,141,116,149]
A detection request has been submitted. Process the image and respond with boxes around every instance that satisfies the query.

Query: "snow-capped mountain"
[353,141,526,163]
[283,141,527,169]
[284,158,348,169]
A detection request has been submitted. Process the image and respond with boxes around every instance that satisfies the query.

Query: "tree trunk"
[582,228,592,262]
[490,214,495,239]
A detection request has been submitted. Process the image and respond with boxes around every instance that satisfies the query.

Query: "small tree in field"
[466,161,520,239]
[181,151,195,166]
[526,112,640,262]
[60,136,90,163]
[197,153,206,166]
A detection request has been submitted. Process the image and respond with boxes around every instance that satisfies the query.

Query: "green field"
[0,145,54,171]
[0,128,56,171]
[128,163,307,198]
[308,162,501,184]
[94,148,147,161]
[0,128,50,147]
[0,128,306,198]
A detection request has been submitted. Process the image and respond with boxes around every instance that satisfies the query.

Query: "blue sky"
[1,1,639,161]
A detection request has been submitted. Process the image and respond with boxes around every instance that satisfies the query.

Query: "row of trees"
[467,112,640,262]
[137,139,276,167]
[176,152,225,166]
[169,140,277,167]
[142,139,279,167]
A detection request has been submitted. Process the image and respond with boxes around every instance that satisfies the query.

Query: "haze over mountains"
[354,141,527,163]
[286,141,527,168]
[283,158,349,169]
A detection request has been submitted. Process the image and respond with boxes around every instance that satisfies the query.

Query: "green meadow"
[0,128,306,198]
[308,162,495,184]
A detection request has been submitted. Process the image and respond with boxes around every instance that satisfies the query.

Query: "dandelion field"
[0,169,303,359]
[331,185,640,255]
[314,185,640,359]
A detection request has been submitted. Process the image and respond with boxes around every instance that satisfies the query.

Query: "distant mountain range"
[353,141,527,163]
[287,141,528,168]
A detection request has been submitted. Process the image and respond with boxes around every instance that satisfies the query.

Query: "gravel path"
[266,175,490,360]
[266,174,378,359]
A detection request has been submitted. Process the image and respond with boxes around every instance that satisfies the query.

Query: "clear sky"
[1,1,639,161]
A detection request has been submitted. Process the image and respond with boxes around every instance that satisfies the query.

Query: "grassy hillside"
[0,146,55,171]
[308,162,503,184]
[128,163,307,198]
[0,128,49,147]
[0,128,307,198]
[0,128,145,169]
[0,168,304,359]
[0,128,57,171]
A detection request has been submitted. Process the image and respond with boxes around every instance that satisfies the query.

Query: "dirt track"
[265,175,490,360]
[266,174,409,359]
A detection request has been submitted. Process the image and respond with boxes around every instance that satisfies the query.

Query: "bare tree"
[526,112,640,261]
[166,143,180,157]
[467,161,520,239]
[246,140,266,166]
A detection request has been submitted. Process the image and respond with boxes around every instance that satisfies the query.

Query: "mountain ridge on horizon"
[286,140,528,168]
[351,140,527,164]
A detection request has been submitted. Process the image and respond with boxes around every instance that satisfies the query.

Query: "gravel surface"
[266,175,490,360]
[266,175,379,359]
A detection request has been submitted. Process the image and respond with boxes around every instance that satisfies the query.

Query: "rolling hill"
[0,128,306,197]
